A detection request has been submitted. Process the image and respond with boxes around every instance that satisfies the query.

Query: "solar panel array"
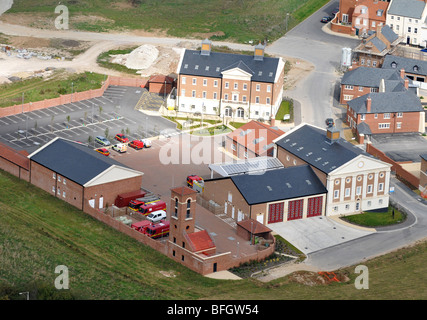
[221,157,283,176]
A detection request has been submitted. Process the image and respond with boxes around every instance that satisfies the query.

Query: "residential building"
[273,123,392,216]
[333,0,391,36]
[386,0,427,46]
[225,120,284,159]
[352,25,401,68]
[346,90,425,140]
[340,66,412,103]
[382,55,427,87]
[28,138,144,213]
[175,39,285,121]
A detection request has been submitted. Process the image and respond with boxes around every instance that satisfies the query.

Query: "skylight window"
[195,65,199,70]
[184,64,188,69]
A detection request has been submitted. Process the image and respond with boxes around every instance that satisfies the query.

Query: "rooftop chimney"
[400,68,405,79]
[404,78,409,89]
[201,38,212,56]
[366,96,372,113]
[326,126,340,144]
[254,42,265,61]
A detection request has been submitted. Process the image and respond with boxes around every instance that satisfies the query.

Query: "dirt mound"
[288,271,350,286]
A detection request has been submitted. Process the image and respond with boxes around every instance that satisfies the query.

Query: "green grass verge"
[6,0,330,43]
[0,71,107,108]
[1,169,427,300]
[275,99,293,122]
[229,122,246,129]
[341,206,405,227]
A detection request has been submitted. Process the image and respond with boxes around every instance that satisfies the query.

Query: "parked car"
[326,118,334,127]
[421,48,427,53]
[331,7,339,15]
[95,136,110,146]
[146,210,167,223]
[95,148,110,156]
[112,143,127,153]
[320,16,332,23]
[141,139,152,148]
[115,133,129,143]
[128,140,144,150]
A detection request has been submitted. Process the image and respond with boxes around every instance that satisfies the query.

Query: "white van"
[112,143,127,153]
[146,210,167,223]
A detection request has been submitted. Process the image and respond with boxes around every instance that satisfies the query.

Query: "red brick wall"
[340,84,375,104]
[0,157,30,182]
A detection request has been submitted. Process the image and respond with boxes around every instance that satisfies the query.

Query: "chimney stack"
[366,96,372,113]
[200,38,212,56]
[400,68,405,79]
[404,78,409,89]
[254,42,265,61]
[326,126,340,144]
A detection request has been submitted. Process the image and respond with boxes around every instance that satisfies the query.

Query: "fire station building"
[28,138,144,214]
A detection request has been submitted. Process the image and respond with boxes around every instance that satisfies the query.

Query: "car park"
[326,118,334,127]
[112,143,127,153]
[115,133,129,143]
[96,136,110,146]
[146,210,167,223]
[128,140,145,150]
[95,148,110,156]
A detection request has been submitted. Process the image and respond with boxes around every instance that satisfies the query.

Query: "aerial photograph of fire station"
[0,0,426,306]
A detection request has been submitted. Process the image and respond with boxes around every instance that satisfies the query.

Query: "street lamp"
[71,82,74,103]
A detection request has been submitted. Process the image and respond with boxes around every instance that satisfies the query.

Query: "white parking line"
[0,118,10,125]
[36,109,52,117]
[70,102,83,110]
[4,115,18,123]
[60,104,75,112]
[77,100,93,109]
[51,106,66,114]
[27,111,42,119]
[93,97,107,105]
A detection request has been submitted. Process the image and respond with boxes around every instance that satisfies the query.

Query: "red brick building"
[333,0,391,36]
[28,138,144,213]
[0,142,30,182]
[148,75,175,96]
[225,120,284,159]
[346,91,425,141]
[420,154,427,197]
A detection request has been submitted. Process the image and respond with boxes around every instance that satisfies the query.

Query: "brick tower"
[169,186,197,249]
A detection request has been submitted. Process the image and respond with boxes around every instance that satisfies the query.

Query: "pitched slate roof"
[179,49,280,83]
[186,230,216,253]
[382,55,427,77]
[29,138,130,186]
[421,154,427,162]
[341,67,401,87]
[230,165,327,205]
[381,25,399,44]
[347,91,423,114]
[274,124,368,173]
[387,0,426,19]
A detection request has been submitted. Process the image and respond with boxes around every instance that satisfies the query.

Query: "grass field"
[6,0,330,43]
[342,206,405,227]
[1,169,427,300]
[0,70,106,108]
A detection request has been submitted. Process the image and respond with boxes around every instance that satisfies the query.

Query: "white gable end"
[329,155,391,176]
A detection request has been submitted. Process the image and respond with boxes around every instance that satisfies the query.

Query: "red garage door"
[307,196,323,217]
[288,199,304,220]
[268,202,284,224]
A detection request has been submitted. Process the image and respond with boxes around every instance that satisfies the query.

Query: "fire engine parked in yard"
[138,200,167,216]
[131,220,170,239]
[114,190,147,208]
[128,194,160,212]
[187,175,204,193]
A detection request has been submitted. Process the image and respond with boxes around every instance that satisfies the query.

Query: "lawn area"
[0,70,107,108]
[6,0,330,43]
[275,99,293,122]
[341,206,405,228]
[1,169,427,300]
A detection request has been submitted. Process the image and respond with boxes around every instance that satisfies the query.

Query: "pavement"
[267,215,375,255]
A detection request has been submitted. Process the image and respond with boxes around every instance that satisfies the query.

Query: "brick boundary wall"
[0,76,149,118]
[366,143,420,189]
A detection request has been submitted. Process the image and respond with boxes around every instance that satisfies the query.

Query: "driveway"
[268,216,374,255]
[370,133,427,162]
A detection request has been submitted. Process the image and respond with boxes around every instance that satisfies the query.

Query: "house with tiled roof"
[346,88,425,140]
[352,25,402,68]
[385,0,427,46]
[174,39,285,121]
[382,55,427,87]
[273,123,392,216]
[225,120,284,159]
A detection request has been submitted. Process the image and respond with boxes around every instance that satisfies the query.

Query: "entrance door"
[288,199,304,220]
[213,263,217,272]
[407,36,410,45]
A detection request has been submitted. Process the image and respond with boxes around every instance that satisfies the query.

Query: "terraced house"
[175,39,285,121]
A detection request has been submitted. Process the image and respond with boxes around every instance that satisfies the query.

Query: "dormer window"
[391,62,397,68]
[413,65,419,72]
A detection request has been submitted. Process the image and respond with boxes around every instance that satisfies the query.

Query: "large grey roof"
[382,55,427,77]
[230,165,327,205]
[274,124,368,173]
[388,0,426,19]
[348,91,423,114]
[342,67,402,87]
[370,37,387,52]
[179,49,280,83]
[381,25,399,44]
[30,138,127,186]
